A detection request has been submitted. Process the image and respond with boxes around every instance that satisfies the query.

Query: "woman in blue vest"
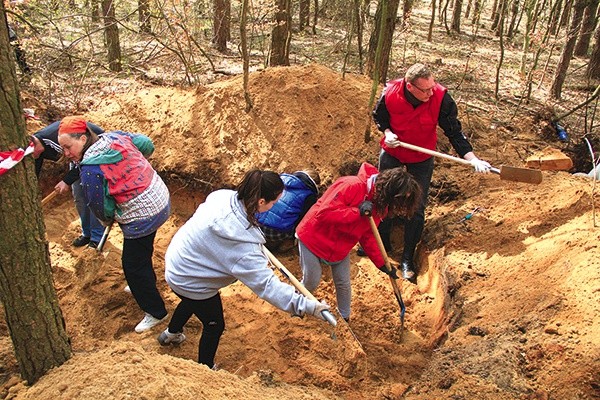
[257,169,320,251]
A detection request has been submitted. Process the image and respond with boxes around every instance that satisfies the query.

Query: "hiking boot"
[72,235,90,247]
[401,259,416,281]
[135,313,167,333]
[158,329,186,346]
[88,241,99,249]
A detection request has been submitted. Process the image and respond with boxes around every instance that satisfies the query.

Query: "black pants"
[168,292,225,368]
[122,231,167,319]
[378,150,434,261]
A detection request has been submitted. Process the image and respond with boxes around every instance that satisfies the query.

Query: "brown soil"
[2,64,599,400]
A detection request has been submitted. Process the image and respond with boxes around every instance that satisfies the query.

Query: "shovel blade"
[499,165,543,184]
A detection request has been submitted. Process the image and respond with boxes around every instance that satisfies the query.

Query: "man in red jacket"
[296,163,421,322]
[373,63,491,281]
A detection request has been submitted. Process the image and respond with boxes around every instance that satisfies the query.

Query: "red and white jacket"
[296,162,386,268]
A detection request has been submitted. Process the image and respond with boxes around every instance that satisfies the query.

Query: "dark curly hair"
[372,167,422,218]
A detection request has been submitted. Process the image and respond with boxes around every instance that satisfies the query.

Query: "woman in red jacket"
[295,162,421,321]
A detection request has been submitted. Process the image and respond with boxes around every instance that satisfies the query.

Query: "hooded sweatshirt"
[165,189,319,317]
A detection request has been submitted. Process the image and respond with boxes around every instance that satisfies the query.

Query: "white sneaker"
[157,329,186,345]
[134,313,167,333]
[124,285,131,293]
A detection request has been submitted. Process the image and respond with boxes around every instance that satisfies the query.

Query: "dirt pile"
[1,64,599,400]
[85,64,381,188]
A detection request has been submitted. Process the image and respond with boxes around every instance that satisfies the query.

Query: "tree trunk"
[403,0,415,26]
[299,0,310,30]
[549,0,563,34]
[428,0,437,41]
[507,0,520,39]
[102,0,122,72]
[451,0,463,33]
[495,0,506,99]
[0,6,71,385]
[270,0,292,66]
[574,0,599,57]
[366,0,401,83]
[139,0,151,33]
[312,0,318,34]
[550,0,586,98]
[491,0,500,29]
[91,0,102,22]
[213,0,231,52]
[240,0,252,111]
[495,0,509,36]
[472,0,481,25]
[586,14,600,77]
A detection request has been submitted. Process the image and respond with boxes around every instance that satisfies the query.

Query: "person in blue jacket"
[257,169,320,251]
[31,119,105,248]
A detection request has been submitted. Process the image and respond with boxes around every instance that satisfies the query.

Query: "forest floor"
[1,5,600,400]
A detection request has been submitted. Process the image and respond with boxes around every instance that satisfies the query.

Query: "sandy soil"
[1,65,599,399]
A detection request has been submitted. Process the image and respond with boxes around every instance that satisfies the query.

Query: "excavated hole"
[38,177,456,396]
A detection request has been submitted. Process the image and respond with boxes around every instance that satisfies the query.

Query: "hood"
[206,190,265,244]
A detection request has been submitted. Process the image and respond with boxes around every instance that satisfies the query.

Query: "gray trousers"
[298,239,352,319]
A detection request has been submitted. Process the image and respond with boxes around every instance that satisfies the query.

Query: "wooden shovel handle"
[41,190,59,206]
[263,246,337,327]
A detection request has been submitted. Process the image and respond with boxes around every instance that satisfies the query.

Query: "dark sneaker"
[88,241,99,249]
[72,235,91,247]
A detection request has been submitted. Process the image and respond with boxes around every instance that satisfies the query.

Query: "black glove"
[380,264,399,280]
[358,200,373,217]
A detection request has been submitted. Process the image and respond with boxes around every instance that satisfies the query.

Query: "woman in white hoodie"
[160,169,330,369]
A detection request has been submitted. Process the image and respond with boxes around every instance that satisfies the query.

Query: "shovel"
[368,216,406,335]
[396,140,543,184]
[41,190,60,206]
[96,223,113,253]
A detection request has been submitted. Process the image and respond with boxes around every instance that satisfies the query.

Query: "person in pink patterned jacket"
[58,116,170,334]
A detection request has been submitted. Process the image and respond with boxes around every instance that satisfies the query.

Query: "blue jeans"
[298,239,352,319]
[72,179,105,242]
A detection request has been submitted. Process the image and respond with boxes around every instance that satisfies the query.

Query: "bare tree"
[550,0,586,98]
[102,0,122,71]
[587,17,600,78]
[574,0,599,57]
[428,0,437,41]
[0,6,71,385]
[299,0,310,30]
[240,0,252,111]
[270,0,292,66]
[402,0,415,26]
[213,0,230,53]
[506,0,520,39]
[139,0,151,33]
[451,0,463,33]
[366,0,401,83]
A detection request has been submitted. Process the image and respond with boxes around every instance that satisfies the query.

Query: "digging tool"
[96,223,113,253]
[396,140,543,184]
[41,190,60,206]
[262,245,337,327]
[368,216,406,334]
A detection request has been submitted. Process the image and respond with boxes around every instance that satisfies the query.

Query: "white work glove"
[311,300,331,321]
[469,157,492,173]
[384,131,401,148]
